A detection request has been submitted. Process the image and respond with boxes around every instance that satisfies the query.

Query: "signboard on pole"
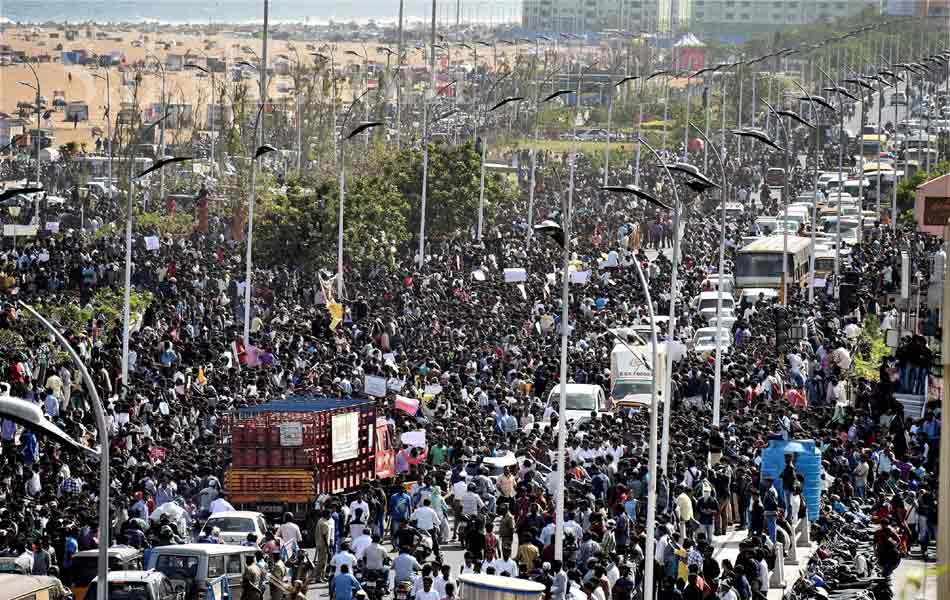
[331,412,359,462]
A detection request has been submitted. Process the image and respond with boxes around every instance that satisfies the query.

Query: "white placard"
[279,422,303,447]
[472,269,486,281]
[331,412,360,462]
[400,430,427,448]
[570,270,590,284]
[45,222,60,233]
[383,352,397,366]
[387,377,406,392]
[517,283,527,300]
[424,384,442,397]
[504,268,527,283]
[811,278,827,288]
[145,236,160,251]
[364,375,388,398]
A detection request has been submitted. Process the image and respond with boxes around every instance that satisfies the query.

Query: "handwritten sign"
[365,375,388,398]
[504,268,527,283]
[145,236,160,251]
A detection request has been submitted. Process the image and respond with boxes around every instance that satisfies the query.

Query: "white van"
[146,544,259,600]
[547,384,607,428]
[691,291,736,322]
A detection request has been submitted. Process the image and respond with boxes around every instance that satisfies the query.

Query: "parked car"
[203,511,268,545]
[87,571,184,600]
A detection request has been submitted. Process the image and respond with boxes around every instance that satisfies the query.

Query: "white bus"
[735,236,813,290]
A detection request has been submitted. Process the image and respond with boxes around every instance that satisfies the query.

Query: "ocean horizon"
[1,0,522,26]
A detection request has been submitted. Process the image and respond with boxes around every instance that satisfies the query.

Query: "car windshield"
[564,393,596,411]
[205,517,255,532]
[611,380,653,399]
[698,298,733,311]
[155,554,200,581]
[86,582,151,600]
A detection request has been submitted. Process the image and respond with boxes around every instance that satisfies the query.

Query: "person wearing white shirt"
[412,501,440,532]
[352,528,373,559]
[540,521,557,546]
[330,548,357,575]
[412,499,442,560]
[278,515,303,553]
[415,577,441,600]
[490,557,519,577]
[209,496,235,515]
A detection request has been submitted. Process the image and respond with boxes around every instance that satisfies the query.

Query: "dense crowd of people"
[0,96,943,600]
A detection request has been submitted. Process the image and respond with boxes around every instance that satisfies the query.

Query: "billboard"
[331,412,359,463]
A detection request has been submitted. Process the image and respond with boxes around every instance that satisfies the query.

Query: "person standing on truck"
[389,486,413,550]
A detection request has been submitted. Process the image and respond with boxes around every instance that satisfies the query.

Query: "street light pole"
[241,3,269,345]
[688,122,726,424]
[184,63,217,180]
[92,71,113,202]
[477,96,524,241]
[336,116,382,298]
[146,55,167,202]
[18,301,109,600]
[636,136,683,475]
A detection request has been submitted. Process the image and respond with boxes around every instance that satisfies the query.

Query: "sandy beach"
[1,24,531,151]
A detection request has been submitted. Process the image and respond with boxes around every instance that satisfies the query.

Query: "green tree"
[386,140,519,240]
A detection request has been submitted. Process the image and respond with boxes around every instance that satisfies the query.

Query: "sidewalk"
[711,527,816,600]
[892,555,939,600]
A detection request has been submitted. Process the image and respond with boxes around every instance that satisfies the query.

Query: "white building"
[0,113,25,147]
[521,0,678,34]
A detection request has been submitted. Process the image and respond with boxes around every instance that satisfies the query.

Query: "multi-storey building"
[691,0,880,41]
[521,0,685,34]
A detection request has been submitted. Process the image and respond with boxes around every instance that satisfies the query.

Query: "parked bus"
[735,235,813,291]
[859,134,888,158]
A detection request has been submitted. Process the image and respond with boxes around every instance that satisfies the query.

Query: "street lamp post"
[477,97,524,241]
[635,137,715,473]
[601,183,673,600]
[17,301,109,600]
[13,61,41,191]
[119,133,187,389]
[92,71,114,201]
[337,118,382,297]
[688,122,728,424]
[604,76,639,187]
[797,91,836,303]
[184,63,217,180]
[145,55,168,201]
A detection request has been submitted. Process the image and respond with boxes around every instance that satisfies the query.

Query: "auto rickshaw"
[70,546,143,600]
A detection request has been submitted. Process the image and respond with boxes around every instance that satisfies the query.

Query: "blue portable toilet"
[759,439,823,521]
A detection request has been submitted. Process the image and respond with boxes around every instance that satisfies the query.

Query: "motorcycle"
[394,580,413,600]
[360,569,389,600]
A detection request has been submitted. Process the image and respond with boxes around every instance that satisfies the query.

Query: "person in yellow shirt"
[675,486,694,541]
[516,536,540,574]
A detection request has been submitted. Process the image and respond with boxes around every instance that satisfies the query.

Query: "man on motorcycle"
[393,547,422,597]
[360,534,391,600]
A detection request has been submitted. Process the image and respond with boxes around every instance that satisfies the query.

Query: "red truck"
[223,396,395,525]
